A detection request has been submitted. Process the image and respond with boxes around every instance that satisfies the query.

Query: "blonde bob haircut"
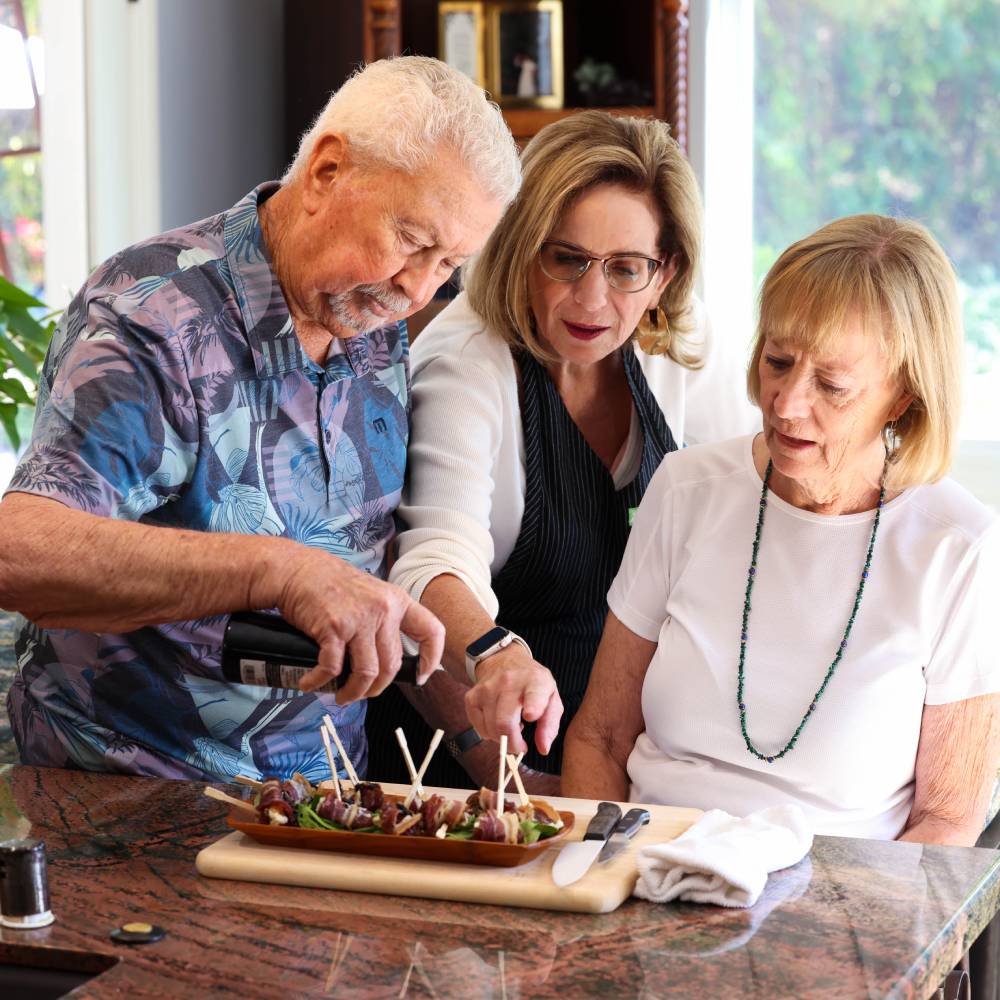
[748,214,963,490]
[465,110,703,368]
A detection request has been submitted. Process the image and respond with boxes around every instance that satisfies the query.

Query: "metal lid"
[0,837,45,854]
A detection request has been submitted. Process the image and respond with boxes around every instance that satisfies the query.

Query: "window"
[754,0,1000,443]
[0,0,43,295]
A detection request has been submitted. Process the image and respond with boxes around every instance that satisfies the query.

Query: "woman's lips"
[563,320,609,341]
[775,430,815,450]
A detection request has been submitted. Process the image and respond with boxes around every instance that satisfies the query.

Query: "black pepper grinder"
[0,838,54,929]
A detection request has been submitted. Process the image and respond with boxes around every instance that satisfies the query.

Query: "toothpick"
[405,729,444,808]
[395,727,421,789]
[203,785,258,816]
[233,774,262,789]
[323,714,360,785]
[497,735,507,811]
[320,725,342,800]
[505,753,530,807]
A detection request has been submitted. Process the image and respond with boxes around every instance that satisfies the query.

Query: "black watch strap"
[444,726,482,758]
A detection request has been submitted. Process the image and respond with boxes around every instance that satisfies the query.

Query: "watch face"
[466,626,509,658]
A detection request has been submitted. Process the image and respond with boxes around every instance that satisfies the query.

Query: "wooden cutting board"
[195,784,701,914]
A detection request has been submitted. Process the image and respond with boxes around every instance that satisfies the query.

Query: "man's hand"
[463,646,563,756]
[272,546,444,702]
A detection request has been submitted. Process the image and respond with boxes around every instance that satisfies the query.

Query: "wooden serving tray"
[227,808,575,868]
[197,786,702,913]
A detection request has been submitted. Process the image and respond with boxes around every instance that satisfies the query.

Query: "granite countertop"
[0,765,998,999]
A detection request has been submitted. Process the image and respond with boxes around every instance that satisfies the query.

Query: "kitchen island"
[0,765,997,998]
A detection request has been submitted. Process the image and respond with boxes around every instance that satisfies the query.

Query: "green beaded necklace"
[737,458,887,763]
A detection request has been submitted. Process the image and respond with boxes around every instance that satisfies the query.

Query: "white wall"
[41,0,285,296]
[156,0,285,231]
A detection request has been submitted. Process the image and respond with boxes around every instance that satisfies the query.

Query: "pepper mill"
[0,838,54,928]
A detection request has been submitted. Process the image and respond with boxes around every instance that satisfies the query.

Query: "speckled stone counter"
[0,765,997,999]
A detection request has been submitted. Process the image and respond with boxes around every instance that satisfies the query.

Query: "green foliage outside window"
[754,0,1000,373]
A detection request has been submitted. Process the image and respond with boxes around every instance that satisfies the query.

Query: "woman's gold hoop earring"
[636,307,671,356]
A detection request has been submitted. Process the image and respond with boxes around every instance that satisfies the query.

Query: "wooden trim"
[362,0,402,62]
[0,146,42,159]
[658,0,689,153]
[358,1,689,146]
[502,106,656,142]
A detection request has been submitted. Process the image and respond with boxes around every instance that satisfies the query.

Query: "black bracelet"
[444,726,482,758]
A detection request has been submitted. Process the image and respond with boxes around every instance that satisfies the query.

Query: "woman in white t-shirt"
[561,214,1000,843]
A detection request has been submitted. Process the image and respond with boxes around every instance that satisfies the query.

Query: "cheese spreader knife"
[597,808,651,864]
[550,801,622,886]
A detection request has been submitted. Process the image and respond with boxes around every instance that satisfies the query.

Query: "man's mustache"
[354,283,412,314]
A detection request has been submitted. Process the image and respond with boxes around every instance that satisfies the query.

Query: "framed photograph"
[438,2,486,89]
[488,1,564,110]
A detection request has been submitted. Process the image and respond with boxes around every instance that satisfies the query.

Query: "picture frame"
[487,1,564,110]
[438,2,487,89]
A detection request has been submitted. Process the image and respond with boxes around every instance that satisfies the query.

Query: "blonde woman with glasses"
[371,111,755,791]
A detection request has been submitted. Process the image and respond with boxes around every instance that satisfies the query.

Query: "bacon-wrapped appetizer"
[516,798,563,829]
[473,810,524,844]
[467,787,516,814]
[422,794,472,838]
[354,781,384,812]
[246,776,564,846]
[315,794,377,831]
[258,778,295,825]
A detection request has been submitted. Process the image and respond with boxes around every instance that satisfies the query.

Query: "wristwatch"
[444,726,482,758]
[464,625,531,684]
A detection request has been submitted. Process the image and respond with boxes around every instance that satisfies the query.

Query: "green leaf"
[0,378,31,405]
[4,305,52,351]
[0,402,20,451]
[0,275,45,310]
[0,330,39,379]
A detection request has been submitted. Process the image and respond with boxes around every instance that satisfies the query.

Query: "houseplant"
[0,274,56,449]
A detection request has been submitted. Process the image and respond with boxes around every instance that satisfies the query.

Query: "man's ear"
[301,133,349,213]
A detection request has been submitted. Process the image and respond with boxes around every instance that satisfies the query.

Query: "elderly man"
[0,57,519,782]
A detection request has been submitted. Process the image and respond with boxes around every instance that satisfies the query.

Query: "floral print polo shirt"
[4,183,409,782]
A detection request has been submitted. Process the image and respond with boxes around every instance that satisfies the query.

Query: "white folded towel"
[633,804,813,908]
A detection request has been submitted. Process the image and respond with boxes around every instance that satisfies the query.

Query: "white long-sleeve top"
[390,291,759,617]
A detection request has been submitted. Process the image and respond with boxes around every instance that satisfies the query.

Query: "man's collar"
[224,182,311,377]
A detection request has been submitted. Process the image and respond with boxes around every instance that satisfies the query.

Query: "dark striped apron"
[365,346,676,785]
[492,347,676,774]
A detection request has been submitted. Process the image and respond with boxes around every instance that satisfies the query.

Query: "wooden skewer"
[233,774,262,789]
[323,714,360,786]
[497,734,507,811]
[404,729,444,808]
[320,725,342,801]
[395,727,421,788]
[505,753,530,807]
[203,785,258,816]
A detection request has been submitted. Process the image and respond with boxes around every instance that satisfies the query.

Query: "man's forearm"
[0,493,290,631]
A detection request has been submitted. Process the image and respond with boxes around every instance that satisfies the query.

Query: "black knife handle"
[616,808,651,839]
[583,802,623,842]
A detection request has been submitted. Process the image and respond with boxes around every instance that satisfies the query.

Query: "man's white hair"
[282,56,520,206]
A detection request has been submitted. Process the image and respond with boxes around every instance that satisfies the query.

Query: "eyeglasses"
[538,240,665,293]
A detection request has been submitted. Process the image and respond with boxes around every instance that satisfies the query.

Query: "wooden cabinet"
[284,1,689,161]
